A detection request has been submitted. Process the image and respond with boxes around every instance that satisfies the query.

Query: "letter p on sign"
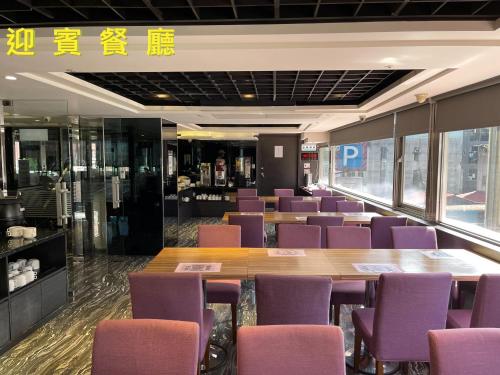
[343,145,359,167]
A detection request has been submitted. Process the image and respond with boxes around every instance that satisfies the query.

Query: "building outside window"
[318,146,330,185]
[332,137,394,203]
[441,127,500,241]
[402,133,429,209]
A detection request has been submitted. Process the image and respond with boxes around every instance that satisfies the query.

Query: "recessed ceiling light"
[5,75,17,81]
[156,93,170,99]
[241,93,255,99]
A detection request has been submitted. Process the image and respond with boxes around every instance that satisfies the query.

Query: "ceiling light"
[156,93,170,99]
[5,75,17,81]
[241,93,255,99]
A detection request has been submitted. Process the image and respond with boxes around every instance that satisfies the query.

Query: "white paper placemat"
[295,216,307,220]
[175,263,222,273]
[421,250,454,259]
[352,263,402,273]
[268,249,306,257]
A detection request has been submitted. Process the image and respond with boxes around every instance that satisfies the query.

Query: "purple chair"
[327,226,371,326]
[238,325,346,375]
[128,273,214,366]
[370,216,408,249]
[447,274,500,328]
[255,274,333,325]
[290,200,319,212]
[327,226,372,249]
[391,226,438,249]
[428,328,500,375]
[274,188,294,211]
[312,190,332,197]
[237,188,257,197]
[278,196,303,212]
[229,214,265,248]
[238,198,265,212]
[352,273,452,374]
[92,319,199,375]
[336,200,364,212]
[198,225,241,343]
[320,196,346,212]
[306,216,344,248]
[278,224,321,249]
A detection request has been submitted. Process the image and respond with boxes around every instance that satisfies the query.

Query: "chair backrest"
[274,189,294,197]
[312,190,332,197]
[255,274,333,325]
[92,319,199,375]
[238,199,265,213]
[278,224,321,249]
[370,216,408,249]
[428,328,500,375]
[128,272,204,327]
[326,226,371,249]
[391,226,438,249]
[306,216,344,248]
[238,188,257,197]
[229,214,265,248]
[197,224,241,247]
[279,196,303,212]
[238,325,346,375]
[320,196,346,212]
[373,273,452,362]
[291,201,319,213]
[470,274,500,328]
[336,200,364,212]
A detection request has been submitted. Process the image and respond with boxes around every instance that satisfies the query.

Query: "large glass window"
[318,146,330,185]
[442,127,500,241]
[402,133,429,209]
[332,137,394,203]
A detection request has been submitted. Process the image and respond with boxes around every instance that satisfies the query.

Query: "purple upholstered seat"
[128,273,214,364]
[306,216,344,248]
[274,189,294,210]
[447,274,500,328]
[92,319,199,375]
[229,214,265,248]
[278,224,321,249]
[278,196,303,212]
[391,226,438,249]
[198,224,241,343]
[370,216,408,249]
[428,328,500,375]
[352,273,452,371]
[237,188,257,197]
[238,325,346,375]
[290,200,319,212]
[312,190,332,197]
[320,196,346,212]
[336,200,364,212]
[327,226,372,249]
[255,274,333,325]
[238,199,265,212]
[327,226,371,325]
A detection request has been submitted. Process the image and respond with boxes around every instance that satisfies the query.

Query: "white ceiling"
[1,20,499,133]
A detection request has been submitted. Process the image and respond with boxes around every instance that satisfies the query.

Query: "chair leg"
[353,330,362,372]
[204,345,210,372]
[401,362,409,375]
[334,304,341,326]
[376,361,384,375]
[231,303,238,344]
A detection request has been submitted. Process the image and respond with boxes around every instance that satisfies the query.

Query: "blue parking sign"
[336,143,366,171]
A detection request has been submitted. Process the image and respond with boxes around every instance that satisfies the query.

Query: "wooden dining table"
[144,247,500,282]
[259,196,321,204]
[221,211,381,225]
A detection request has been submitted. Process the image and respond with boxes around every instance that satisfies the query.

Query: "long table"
[221,211,381,225]
[144,247,500,282]
[259,196,321,204]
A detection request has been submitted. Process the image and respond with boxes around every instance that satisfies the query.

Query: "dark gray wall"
[257,134,299,195]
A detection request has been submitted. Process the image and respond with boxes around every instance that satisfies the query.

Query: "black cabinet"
[41,269,68,318]
[0,301,9,348]
[10,284,42,339]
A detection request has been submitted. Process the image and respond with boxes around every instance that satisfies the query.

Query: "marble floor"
[0,218,429,375]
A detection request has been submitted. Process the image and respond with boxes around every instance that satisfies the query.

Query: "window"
[441,127,500,241]
[402,133,429,209]
[318,146,330,185]
[332,137,394,203]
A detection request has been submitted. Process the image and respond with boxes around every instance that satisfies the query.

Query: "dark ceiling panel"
[0,1,498,27]
[70,69,413,106]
